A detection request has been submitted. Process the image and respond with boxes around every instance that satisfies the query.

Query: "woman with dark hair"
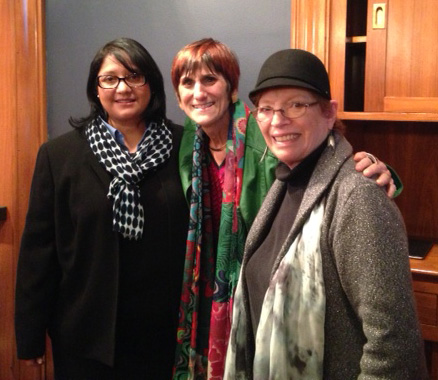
[15,38,188,379]
[170,38,401,379]
[73,37,168,128]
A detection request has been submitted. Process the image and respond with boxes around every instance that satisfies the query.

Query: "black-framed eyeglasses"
[97,73,147,89]
[252,101,319,123]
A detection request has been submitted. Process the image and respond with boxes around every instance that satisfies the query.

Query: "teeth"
[275,134,299,142]
[193,102,213,109]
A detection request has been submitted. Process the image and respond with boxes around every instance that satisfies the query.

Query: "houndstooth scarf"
[85,116,172,240]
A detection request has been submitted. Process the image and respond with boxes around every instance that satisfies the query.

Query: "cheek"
[218,87,230,106]
[308,125,329,147]
[178,90,190,108]
[97,87,110,102]
[141,88,151,105]
[220,96,230,109]
[97,92,109,108]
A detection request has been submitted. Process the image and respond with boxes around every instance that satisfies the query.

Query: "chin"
[278,153,300,168]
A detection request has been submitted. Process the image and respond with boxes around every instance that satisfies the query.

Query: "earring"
[328,131,335,148]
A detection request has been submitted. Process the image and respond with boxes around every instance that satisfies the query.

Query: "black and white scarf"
[85,117,172,240]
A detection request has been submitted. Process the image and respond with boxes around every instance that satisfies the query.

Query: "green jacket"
[178,113,278,233]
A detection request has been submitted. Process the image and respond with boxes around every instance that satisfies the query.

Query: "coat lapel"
[81,132,113,192]
[244,133,353,275]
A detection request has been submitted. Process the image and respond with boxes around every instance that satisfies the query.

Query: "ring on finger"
[365,152,379,164]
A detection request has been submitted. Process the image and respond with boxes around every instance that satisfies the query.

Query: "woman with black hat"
[224,49,428,379]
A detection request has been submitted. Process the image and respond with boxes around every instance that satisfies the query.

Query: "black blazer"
[15,123,189,367]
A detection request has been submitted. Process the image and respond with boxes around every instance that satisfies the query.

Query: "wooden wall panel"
[0,0,19,376]
[345,121,438,240]
[0,0,47,379]
[364,0,387,111]
[327,0,346,112]
[290,0,330,64]
[291,0,348,110]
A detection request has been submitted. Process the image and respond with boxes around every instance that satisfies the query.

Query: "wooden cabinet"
[410,246,438,379]
[291,0,438,121]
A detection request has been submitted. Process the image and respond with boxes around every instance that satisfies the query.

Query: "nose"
[193,82,206,99]
[116,78,131,92]
[270,109,289,126]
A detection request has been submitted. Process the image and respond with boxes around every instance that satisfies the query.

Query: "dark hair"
[69,38,168,129]
[170,38,240,102]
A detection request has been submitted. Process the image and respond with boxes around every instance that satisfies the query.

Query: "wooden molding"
[364,0,388,111]
[338,111,438,122]
[0,0,47,378]
[384,97,438,113]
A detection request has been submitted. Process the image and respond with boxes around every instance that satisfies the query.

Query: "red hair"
[171,38,240,99]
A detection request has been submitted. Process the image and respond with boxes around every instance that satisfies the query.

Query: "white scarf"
[225,199,326,380]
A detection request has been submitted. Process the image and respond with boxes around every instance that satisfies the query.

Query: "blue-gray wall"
[46,0,290,138]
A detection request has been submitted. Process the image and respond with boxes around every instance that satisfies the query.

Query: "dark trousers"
[52,344,174,380]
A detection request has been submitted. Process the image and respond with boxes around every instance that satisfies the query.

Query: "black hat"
[249,49,331,103]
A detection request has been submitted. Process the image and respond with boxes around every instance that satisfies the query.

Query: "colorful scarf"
[224,199,327,380]
[174,100,250,379]
[85,116,172,240]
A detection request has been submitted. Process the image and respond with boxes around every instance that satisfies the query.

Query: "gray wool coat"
[236,132,428,379]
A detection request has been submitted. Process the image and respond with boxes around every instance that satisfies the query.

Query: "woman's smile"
[274,133,300,143]
[192,101,214,110]
[178,66,230,130]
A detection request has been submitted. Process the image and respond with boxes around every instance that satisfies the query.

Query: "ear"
[231,90,238,104]
[328,100,338,129]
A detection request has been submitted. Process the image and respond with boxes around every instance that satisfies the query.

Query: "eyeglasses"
[252,101,319,123]
[97,73,147,89]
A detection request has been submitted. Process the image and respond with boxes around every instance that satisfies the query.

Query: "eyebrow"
[260,98,314,106]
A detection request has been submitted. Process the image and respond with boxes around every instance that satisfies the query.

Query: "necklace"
[209,142,227,152]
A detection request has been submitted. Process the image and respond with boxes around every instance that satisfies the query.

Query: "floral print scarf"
[174,100,249,379]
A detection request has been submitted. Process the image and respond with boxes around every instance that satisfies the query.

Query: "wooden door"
[290,0,349,111]
[365,0,438,112]
[0,0,47,379]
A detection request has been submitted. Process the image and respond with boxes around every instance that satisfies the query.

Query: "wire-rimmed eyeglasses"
[252,101,319,123]
[97,73,147,89]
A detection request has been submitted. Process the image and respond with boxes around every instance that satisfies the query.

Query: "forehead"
[259,87,315,103]
[181,64,220,78]
[99,54,136,73]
